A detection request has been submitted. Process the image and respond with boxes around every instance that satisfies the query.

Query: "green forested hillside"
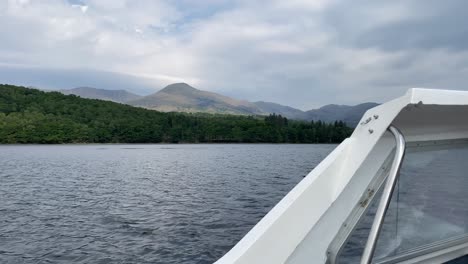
[0,84,353,144]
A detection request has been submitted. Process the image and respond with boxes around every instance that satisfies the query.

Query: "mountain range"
[59,83,378,126]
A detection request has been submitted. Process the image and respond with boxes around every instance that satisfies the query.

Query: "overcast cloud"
[0,0,467,109]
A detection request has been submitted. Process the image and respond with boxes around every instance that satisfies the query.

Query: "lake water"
[0,144,336,264]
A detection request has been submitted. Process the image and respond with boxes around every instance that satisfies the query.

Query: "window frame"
[328,138,468,264]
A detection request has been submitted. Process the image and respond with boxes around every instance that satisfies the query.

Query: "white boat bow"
[215,88,468,264]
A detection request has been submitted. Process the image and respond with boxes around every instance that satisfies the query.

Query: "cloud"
[71,4,88,13]
[0,64,161,94]
[0,0,467,109]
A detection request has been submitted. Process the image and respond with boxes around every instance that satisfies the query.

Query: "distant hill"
[60,83,378,126]
[253,101,307,120]
[128,83,263,115]
[60,87,142,103]
[304,103,380,126]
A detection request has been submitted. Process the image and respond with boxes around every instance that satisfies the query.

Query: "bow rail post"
[360,125,406,264]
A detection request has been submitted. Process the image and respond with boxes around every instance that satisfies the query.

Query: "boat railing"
[360,125,406,264]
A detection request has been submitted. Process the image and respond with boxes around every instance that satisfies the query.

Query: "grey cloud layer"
[0,0,467,109]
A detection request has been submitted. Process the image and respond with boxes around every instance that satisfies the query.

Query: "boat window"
[445,255,468,263]
[336,144,468,263]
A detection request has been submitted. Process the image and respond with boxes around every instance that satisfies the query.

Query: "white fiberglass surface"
[336,145,468,263]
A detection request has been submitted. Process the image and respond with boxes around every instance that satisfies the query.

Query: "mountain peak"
[159,83,198,94]
[130,82,263,115]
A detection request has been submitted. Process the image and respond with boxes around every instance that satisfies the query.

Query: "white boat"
[216,88,468,264]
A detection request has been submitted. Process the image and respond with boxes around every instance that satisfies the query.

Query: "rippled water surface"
[0,144,335,264]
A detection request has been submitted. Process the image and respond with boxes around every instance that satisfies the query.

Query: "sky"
[1,0,468,109]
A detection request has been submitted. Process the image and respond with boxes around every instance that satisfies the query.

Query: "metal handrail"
[360,125,406,264]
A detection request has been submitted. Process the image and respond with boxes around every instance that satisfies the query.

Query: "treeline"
[0,84,353,144]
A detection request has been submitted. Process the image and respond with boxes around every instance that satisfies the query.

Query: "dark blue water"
[0,144,335,264]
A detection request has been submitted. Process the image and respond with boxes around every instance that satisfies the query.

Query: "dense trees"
[0,84,353,144]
